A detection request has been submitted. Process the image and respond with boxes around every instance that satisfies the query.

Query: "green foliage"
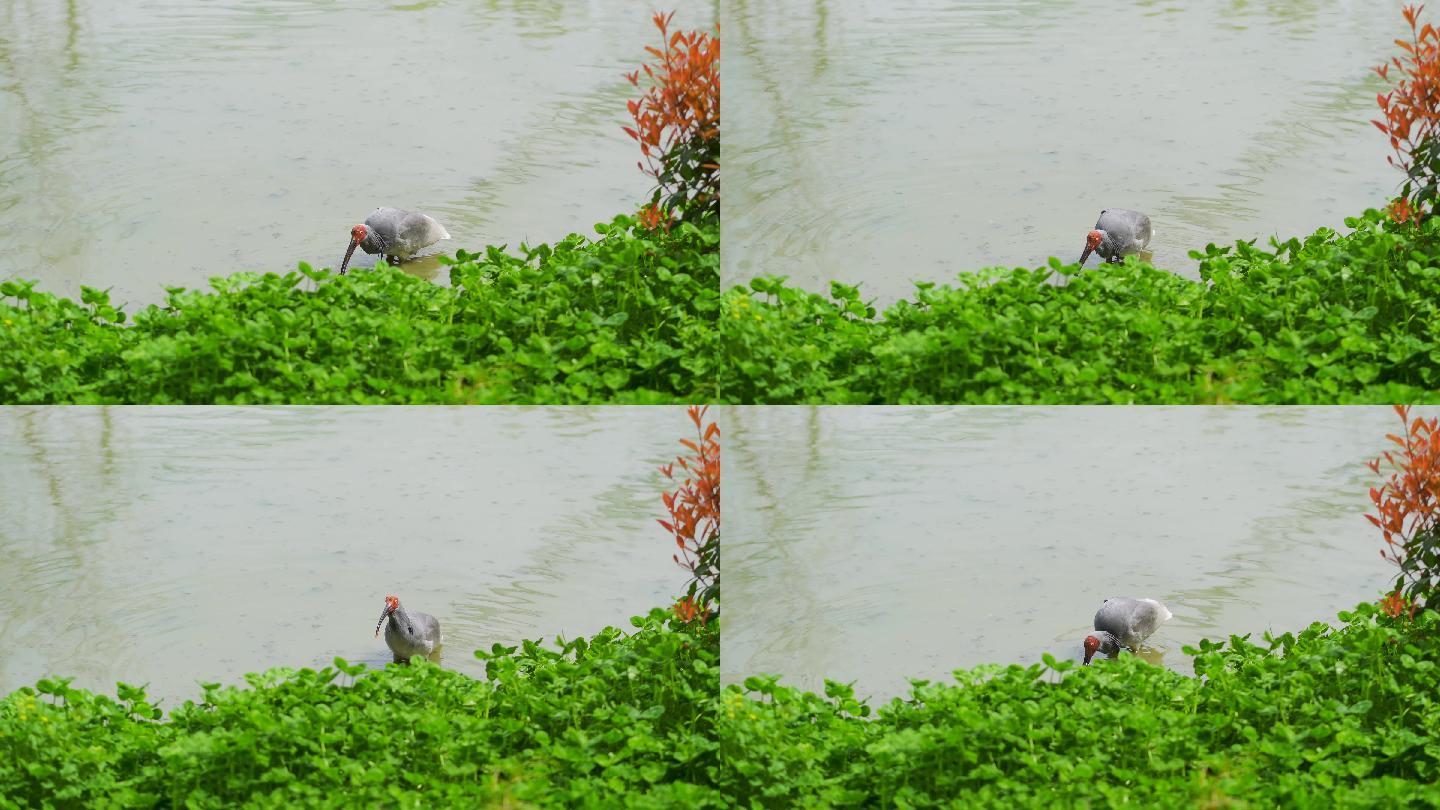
[720,210,1440,403]
[720,603,1440,807]
[0,610,720,808]
[0,216,718,404]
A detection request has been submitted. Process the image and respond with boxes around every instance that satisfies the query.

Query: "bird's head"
[375,595,400,637]
[1078,229,1105,265]
[340,224,368,275]
[1082,634,1101,665]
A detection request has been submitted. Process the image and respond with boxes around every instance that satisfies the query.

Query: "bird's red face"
[340,225,368,275]
[1082,635,1100,665]
[1085,230,1104,251]
[375,595,400,637]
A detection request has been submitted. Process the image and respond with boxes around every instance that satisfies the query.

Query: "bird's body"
[1079,208,1153,265]
[339,208,450,274]
[375,595,442,663]
[1083,597,1172,664]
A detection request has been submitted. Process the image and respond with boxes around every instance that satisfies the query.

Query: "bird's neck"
[1095,631,1121,653]
[389,605,413,633]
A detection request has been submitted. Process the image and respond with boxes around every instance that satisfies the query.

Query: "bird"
[338,208,451,274]
[1082,597,1172,664]
[1078,208,1153,265]
[374,595,442,663]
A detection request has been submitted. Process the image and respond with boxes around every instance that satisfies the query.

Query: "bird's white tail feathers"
[1141,598,1173,622]
[422,214,451,242]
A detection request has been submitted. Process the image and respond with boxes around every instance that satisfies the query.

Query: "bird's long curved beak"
[339,238,360,276]
[1078,247,1092,266]
[1083,651,1094,665]
[375,607,391,638]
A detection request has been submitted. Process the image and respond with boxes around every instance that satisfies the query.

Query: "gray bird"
[1083,597,1172,664]
[1078,208,1153,265]
[339,208,451,274]
[374,595,442,663]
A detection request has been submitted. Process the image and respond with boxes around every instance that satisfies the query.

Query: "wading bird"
[374,595,442,663]
[1078,208,1153,265]
[339,208,451,274]
[1082,597,1172,664]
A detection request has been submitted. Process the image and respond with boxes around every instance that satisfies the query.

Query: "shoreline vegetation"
[0,611,722,807]
[720,210,1440,404]
[0,9,720,406]
[715,5,1440,407]
[717,407,1440,806]
[721,603,1440,806]
[0,217,719,404]
[0,407,725,806]
[720,3,1440,406]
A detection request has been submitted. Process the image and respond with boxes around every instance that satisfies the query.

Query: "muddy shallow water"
[0,0,714,306]
[724,406,1417,701]
[0,406,688,705]
[725,0,1403,307]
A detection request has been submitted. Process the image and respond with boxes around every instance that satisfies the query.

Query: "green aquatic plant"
[719,210,1440,404]
[0,216,719,404]
[720,603,1440,807]
[0,610,721,808]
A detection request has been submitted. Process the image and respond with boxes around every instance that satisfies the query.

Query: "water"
[724,406,1422,701]
[0,406,690,706]
[0,0,714,306]
[725,0,1403,306]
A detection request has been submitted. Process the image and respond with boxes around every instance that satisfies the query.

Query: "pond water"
[725,0,1403,307]
[0,0,714,306]
[0,406,687,706]
[724,406,1419,701]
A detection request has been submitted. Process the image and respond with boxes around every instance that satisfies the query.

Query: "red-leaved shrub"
[659,405,719,622]
[1374,4,1440,223]
[624,11,720,228]
[1366,405,1440,616]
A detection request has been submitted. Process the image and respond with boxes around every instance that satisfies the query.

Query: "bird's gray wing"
[365,208,407,232]
[1130,599,1171,642]
[361,208,409,254]
[1094,597,1141,638]
[397,212,449,254]
[419,611,442,643]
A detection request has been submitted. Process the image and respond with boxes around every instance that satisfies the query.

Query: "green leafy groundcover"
[0,610,721,808]
[720,602,1440,807]
[0,216,718,404]
[720,209,1440,403]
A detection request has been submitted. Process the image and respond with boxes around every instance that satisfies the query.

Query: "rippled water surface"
[0,407,685,705]
[726,0,1402,305]
[725,407,1419,700]
[0,0,713,304]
